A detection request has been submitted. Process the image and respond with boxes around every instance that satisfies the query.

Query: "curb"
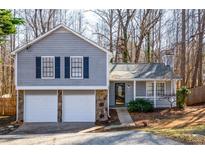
[78,126,105,133]
[104,123,136,130]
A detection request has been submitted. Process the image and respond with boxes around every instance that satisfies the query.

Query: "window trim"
[156,82,166,96]
[146,82,154,97]
[70,56,84,79]
[146,81,166,97]
[41,56,55,79]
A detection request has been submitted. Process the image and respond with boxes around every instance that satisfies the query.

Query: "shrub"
[128,98,154,112]
[176,86,191,109]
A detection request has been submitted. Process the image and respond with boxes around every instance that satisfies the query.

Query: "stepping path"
[116,108,135,126]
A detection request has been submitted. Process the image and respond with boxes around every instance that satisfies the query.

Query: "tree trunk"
[192,10,205,87]
[197,10,205,86]
[181,9,186,86]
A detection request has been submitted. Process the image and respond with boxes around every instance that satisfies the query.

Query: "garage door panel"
[25,90,58,122]
[63,90,96,122]
[63,90,95,95]
[25,90,57,96]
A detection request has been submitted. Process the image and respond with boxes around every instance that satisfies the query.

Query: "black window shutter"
[55,57,60,78]
[65,57,70,78]
[83,57,89,79]
[36,57,41,78]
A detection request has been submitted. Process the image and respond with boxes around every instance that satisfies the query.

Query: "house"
[109,63,179,108]
[12,24,180,123]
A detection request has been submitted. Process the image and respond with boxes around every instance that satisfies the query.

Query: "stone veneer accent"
[96,90,108,122]
[18,90,24,121]
[58,90,62,122]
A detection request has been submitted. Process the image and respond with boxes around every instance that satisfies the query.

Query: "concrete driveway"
[0,124,182,145]
[9,123,96,135]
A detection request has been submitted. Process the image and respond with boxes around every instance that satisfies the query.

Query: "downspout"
[106,53,111,118]
[15,54,18,121]
[16,90,19,121]
[107,87,111,118]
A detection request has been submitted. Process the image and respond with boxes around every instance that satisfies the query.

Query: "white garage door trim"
[62,90,96,122]
[24,90,58,122]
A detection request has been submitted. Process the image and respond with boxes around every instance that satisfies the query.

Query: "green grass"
[139,125,205,144]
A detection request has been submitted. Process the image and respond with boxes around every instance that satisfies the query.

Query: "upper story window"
[41,56,55,79]
[146,82,165,96]
[70,56,83,79]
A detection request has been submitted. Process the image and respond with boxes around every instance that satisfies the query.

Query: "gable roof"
[109,63,181,80]
[11,24,111,55]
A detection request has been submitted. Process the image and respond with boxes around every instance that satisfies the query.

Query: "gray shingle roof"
[109,63,181,80]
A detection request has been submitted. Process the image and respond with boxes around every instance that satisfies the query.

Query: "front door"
[115,83,125,106]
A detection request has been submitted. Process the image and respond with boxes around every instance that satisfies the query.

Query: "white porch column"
[170,79,176,95]
[154,80,157,108]
[174,79,176,95]
[133,80,136,100]
[171,80,173,95]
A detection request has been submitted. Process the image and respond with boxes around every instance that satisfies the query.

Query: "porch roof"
[109,63,181,80]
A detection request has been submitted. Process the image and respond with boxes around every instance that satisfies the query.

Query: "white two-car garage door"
[62,90,96,122]
[24,90,58,122]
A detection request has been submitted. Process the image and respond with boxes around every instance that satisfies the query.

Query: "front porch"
[109,80,177,108]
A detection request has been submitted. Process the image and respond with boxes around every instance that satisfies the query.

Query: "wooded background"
[0,9,205,97]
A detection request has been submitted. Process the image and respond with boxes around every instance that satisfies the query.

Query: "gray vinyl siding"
[166,81,171,95]
[109,80,175,108]
[109,81,134,107]
[136,81,146,96]
[135,81,171,96]
[156,99,176,108]
[135,81,174,108]
[17,27,107,87]
[144,98,176,108]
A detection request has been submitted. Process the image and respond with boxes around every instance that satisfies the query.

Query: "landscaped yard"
[130,105,205,144]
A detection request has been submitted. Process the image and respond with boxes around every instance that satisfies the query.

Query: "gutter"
[16,90,19,121]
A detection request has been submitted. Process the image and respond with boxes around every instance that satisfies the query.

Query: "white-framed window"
[70,56,83,79]
[41,56,55,79]
[156,82,165,96]
[146,82,154,96]
[146,82,165,96]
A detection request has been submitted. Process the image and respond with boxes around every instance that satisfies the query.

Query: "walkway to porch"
[116,107,134,126]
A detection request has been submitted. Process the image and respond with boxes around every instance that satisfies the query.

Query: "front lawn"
[130,105,205,144]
